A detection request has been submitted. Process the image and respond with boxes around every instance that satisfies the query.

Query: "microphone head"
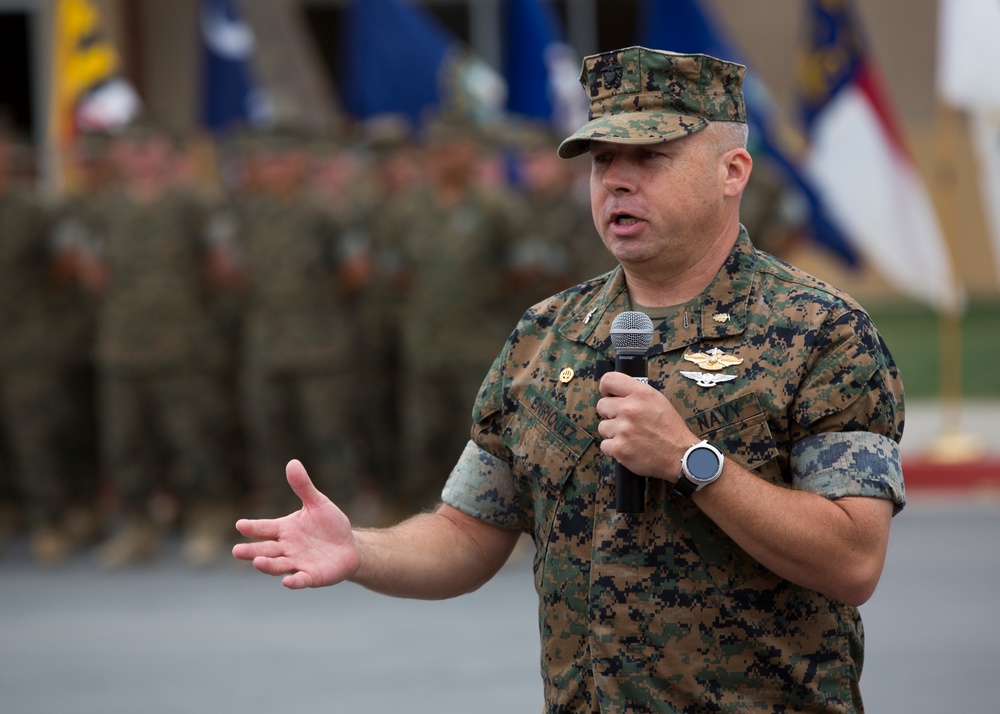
[610,311,654,354]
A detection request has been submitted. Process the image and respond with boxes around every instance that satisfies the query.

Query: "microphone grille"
[610,311,654,351]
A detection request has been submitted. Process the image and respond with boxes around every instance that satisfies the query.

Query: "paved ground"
[1,494,999,713]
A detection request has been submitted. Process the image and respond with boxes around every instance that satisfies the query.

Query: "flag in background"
[338,0,453,122]
[503,0,587,137]
[938,0,1000,284]
[199,0,271,132]
[637,0,858,266]
[799,0,958,311]
[47,0,140,193]
[339,0,505,128]
[49,0,140,144]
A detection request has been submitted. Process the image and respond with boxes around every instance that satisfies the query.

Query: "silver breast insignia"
[681,371,738,388]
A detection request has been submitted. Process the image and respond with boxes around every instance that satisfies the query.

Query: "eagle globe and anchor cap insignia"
[597,57,623,91]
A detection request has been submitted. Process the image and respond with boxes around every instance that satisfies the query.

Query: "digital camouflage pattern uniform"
[49,192,103,520]
[350,182,408,510]
[508,121,599,306]
[390,183,525,509]
[0,188,69,530]
[235,193,363,515]
[441,48,906,712]
[91,188,232,520]
[508,121,617,289]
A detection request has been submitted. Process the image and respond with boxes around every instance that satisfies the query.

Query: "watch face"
[687,447,721,481]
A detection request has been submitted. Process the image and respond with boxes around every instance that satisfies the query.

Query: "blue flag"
[504,0,587,136]
[505,0,558,120]
[637,0,858,265]
[339,0,456,123]
[199,0,269,132]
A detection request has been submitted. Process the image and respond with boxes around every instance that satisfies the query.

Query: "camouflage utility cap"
[558,46,746,159]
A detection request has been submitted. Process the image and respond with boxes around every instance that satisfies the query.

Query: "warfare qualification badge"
[681,371,738,388]
[559,367,575,384]
[683,347,743,371]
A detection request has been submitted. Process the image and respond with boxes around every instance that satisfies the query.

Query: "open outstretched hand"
[233,459,360,589]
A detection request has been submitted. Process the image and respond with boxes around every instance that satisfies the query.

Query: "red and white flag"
[799,0,959,311]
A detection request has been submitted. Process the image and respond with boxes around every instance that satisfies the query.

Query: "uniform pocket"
[680,391,782,592]
[502,383,594,550]
[685,391,779,474]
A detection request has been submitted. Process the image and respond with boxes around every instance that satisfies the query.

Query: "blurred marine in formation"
[381,114,525,511]
[230,128,371,520]
[79,123,235,568]
[0,127,93,564]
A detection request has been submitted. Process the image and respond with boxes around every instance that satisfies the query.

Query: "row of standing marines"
[0,109,792,569]
[0,112,620,568]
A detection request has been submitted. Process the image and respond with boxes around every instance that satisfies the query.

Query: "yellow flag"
[51,0,119,142]
[47,0,140,191]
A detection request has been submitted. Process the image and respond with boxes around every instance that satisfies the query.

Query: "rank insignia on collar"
[681,371,738,388]
[683,347,743,371]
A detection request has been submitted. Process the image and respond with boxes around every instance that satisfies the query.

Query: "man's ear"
[722,148,752,198]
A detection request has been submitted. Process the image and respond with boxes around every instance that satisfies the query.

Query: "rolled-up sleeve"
[791,431,906,514]
[442,441,527,531]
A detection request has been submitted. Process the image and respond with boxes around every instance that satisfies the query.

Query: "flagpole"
[927,100,984,463]
[43,0,68,199]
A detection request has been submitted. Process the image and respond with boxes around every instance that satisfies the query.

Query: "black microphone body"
[609,311,654,514]
[613,351,647,513]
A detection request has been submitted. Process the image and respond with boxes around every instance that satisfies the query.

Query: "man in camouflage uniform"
[233,130,369,519]
[386,114,525,511]
[349,114,423,520]
[509,118,615,307]
[235,47,904,713]
[0,130,82,563]
[45,131,114,553]
[85,125,235,568]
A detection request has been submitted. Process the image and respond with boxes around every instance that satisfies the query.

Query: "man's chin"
[604,238,652,267]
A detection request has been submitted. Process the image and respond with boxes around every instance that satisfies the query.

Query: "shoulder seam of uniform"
[753,250,865,315]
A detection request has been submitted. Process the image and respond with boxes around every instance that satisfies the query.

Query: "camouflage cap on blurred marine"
[557,46,746,159]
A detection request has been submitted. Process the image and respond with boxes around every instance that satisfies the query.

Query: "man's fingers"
[232,542,254,561]
[282,572,315,590]
[599,371,640,397]
[251,555,301,577]
[286,459,328,508]
[235,518,280,540]
[232,540,286,561]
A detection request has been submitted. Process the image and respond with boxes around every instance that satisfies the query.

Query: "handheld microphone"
[609,311,654,513]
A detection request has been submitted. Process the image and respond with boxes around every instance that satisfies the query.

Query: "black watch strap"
[673,475,698,498]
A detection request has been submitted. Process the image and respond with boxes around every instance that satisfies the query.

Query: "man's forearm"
[350,504,521,600]
[693,462,893,606]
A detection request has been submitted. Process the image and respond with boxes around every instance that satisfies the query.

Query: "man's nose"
[601,156,636,193]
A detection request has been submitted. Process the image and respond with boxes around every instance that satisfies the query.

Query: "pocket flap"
[685,392,778,471]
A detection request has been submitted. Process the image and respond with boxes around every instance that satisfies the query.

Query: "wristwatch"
[673,440,725,498]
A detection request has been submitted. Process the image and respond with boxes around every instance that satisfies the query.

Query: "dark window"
[0,12,33,136]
